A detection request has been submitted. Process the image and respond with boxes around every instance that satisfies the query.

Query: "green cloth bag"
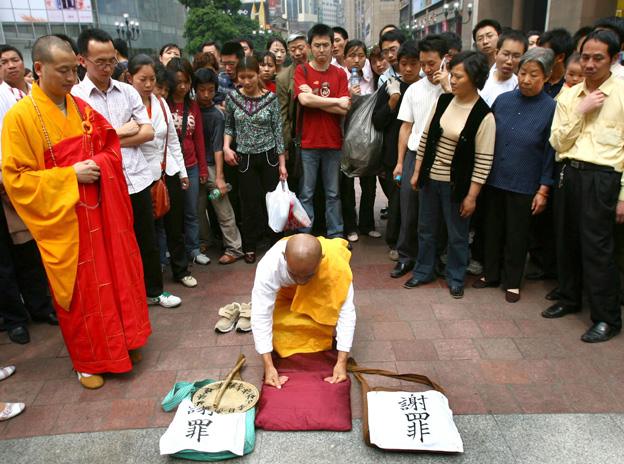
[161,379,256,461]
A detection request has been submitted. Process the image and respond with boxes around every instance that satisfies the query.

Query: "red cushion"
[254,351,352,431]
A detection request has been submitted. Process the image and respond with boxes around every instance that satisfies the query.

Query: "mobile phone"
[440,57,447,71]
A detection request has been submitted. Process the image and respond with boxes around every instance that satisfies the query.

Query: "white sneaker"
[0,365,16,381]
[215,303,241,333]
[193,253,211,265]
[179,275,198,288]
[389,249,399,261]
[367,230,382,238]
[147,291,182,308]
[235,302,252,332]
[467,259,483,276]
[0,402,25,421]
[347,232,359,242]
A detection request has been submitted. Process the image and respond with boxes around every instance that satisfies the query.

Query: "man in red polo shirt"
[295,23,350,238]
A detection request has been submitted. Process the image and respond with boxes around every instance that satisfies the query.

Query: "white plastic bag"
[266,181,292,232]
[285,194,311,231]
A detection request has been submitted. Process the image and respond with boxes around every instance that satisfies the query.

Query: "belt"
[565,159,615,172]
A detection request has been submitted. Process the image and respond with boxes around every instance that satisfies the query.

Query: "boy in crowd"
[195,68,243,264]
[480,30,528,107]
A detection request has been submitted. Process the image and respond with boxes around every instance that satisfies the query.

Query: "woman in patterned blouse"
[224,56,287,264]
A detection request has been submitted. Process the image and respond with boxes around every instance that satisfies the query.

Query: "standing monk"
[1,35,151,388]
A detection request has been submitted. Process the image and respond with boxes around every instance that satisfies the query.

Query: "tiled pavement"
[1,206,624,444]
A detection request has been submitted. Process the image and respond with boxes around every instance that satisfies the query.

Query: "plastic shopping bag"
[266,181,291,232]
[285,193,311,231]
[341,91,383,178]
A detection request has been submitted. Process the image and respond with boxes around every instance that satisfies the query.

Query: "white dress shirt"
[141,94,187,182]
[397,77,444,152]
[250,240,357,355]
[0,81,18,164]
[72,75,153,194]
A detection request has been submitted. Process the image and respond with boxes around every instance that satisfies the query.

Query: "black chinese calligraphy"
[399,394,431,443]
[186,419,213,443]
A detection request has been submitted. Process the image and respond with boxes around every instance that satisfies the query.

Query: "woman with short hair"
[407,51,495,299]
[474,47,556,303]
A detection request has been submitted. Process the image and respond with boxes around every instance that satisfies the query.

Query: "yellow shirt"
[550,74,624,199]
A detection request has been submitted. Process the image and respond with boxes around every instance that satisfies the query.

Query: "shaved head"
[284,234,323,285]
[33,35,75,64]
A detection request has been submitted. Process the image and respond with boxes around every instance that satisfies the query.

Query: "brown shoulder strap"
[347,358,444,393]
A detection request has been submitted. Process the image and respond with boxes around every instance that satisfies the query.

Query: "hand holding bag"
[151,97,171,219]
[348,358,463,454]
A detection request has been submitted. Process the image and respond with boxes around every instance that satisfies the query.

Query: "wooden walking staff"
[213,354,246,409]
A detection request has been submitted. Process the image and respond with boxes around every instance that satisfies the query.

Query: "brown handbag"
[151,97,171,219]
[347,358,448,451]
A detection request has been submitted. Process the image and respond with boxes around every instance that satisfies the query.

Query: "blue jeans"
[183,164,201,258]
[298,149,343,238]
[412,179,471,288]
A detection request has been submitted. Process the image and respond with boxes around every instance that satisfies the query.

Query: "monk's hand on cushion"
[73,160,100,184]
[264,366,289,389]
[324,363,348,384]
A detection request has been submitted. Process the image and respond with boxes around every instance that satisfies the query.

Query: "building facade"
[401,0,620,51]
[344,0,400,44]
[0,0,186,63]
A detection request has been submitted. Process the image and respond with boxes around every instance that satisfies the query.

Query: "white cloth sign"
[159,398,247,456]
[367,390,464,453]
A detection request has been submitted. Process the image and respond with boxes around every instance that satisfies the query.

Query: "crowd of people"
[1,13,624,421]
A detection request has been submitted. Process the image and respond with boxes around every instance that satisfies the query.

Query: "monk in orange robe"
[1,35,151,389]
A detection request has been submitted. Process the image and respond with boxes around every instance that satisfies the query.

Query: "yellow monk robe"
[2,84,150,374]
[272,237,353,358]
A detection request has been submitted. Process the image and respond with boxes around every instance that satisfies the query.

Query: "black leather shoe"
[541,303,580,319]
[8,326,30,344]
[449,286,464,299]
[403,277,431,289]
[581,322,621,343]
[32,312,59,326]
[545,287,561,301]
[472,278,500,289]
[390,261,414,278]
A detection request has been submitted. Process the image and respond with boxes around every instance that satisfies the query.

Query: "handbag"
[160,377,256,461]
[151,97,171,219]
[348,358,464,454]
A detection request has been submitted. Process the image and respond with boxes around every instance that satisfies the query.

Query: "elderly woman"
[406,51,495,299]
[473,47,556,303]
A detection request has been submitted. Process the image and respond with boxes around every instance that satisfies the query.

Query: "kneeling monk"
[251,234,356,388]
[1,36,151,389]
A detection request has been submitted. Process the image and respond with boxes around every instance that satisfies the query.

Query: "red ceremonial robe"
[2,87,151,374]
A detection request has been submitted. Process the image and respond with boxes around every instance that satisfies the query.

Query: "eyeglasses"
[381,46,399,56]
[499,51,523,61]
[84,56,118,70]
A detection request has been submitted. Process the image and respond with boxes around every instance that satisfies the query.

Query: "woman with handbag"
[166,58,211,266]
[128,55,197,289]
[224,56,288,264]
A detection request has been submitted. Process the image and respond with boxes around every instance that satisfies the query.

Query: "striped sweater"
[417,97,496,184]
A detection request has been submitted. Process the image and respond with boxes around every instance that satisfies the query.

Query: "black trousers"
[130,186,163,298]
[483,186,533,289]
[237,151,280,252]
[0,207,54,330]
[396,150,419,263]
[380,166,401,249]
[340,173,377,234]
[555,163,622,328]
[163,174,190,280]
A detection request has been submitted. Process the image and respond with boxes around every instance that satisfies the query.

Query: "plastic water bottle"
[350,67,360,87]
[208,183,232,200]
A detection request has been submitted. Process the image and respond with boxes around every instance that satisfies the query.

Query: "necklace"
[29,95,100,209]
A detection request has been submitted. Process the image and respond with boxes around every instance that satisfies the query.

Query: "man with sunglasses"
[251,234,356,388]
